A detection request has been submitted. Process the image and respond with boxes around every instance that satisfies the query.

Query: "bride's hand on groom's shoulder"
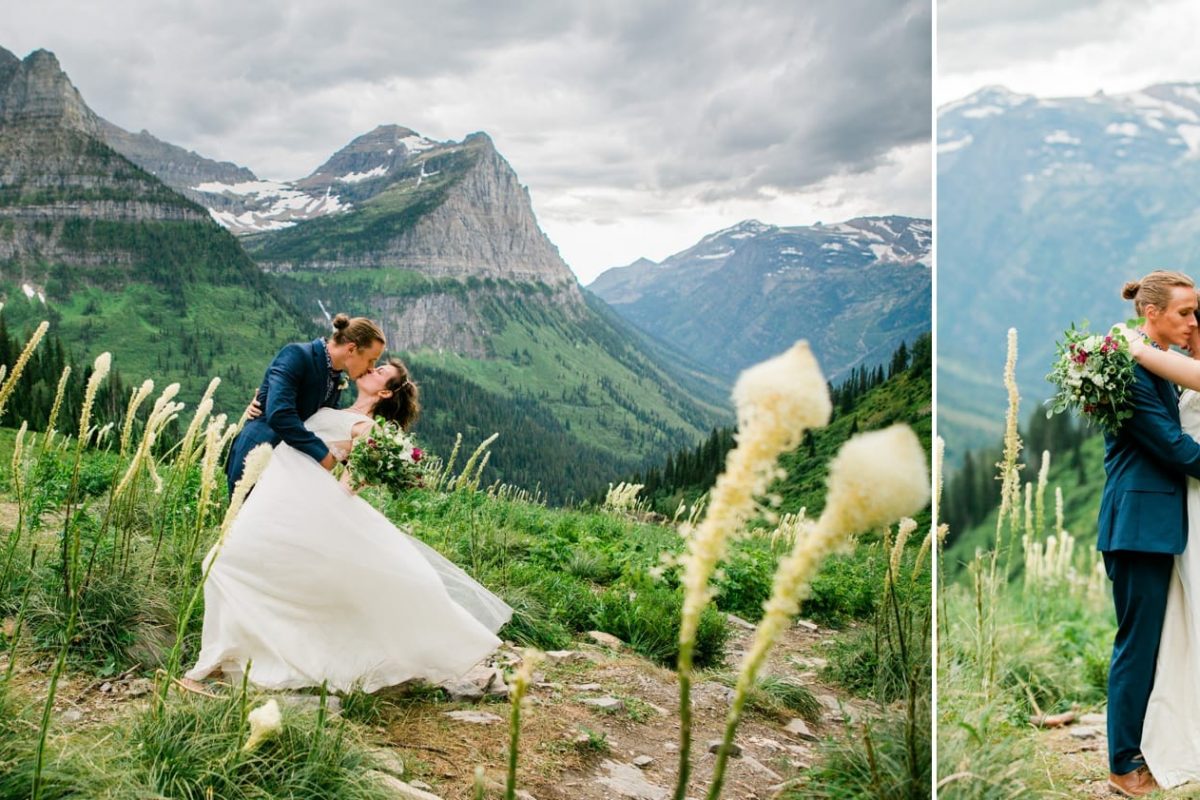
[1112,323,1145,355]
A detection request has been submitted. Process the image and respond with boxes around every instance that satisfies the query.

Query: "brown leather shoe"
[1107,765,1159,797]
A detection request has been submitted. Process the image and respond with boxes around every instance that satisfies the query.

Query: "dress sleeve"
[1126,369,1200,479]
[264,344,330,464]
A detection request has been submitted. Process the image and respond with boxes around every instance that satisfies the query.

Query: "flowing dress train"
[186,408,512,692]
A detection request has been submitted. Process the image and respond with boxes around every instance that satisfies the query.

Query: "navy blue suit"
[225,339,343,496]
[1098,364,1200,774]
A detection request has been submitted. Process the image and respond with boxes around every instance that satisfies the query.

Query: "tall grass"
[938,329,1112,798]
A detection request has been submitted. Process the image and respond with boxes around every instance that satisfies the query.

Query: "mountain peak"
[939,84,1034,117]
[0,46,100,135]
[299,124,443,189]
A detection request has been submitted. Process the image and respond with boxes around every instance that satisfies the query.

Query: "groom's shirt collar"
[319,339,342,404]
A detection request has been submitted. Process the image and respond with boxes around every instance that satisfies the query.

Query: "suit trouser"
[1104,550,1174,775]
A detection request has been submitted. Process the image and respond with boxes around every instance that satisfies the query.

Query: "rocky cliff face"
[0,47,100,135]
[0,48,210,267]
[99,119,257,195]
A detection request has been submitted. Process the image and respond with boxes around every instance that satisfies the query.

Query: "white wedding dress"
[1143,389,1200,787]
[186,407,512,693]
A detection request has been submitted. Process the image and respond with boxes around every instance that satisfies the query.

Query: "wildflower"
[120,380,155,456]
[242,699,282,752]
[673,341,830,798]
[707,424,930,798]
[0,320,48,420]
[78,352,111,441]
[44,365,71,443]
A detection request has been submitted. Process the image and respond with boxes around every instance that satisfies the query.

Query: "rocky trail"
[2,615,876,800]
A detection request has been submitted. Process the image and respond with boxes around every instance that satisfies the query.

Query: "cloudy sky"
[939,0,1200,106]
[6,0,930,283]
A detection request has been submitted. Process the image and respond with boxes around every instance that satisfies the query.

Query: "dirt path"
[3,617,876,800]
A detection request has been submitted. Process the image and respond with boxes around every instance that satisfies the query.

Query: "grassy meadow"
[0,326,933,799]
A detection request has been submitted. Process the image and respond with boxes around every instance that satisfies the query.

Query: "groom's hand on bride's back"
[245,396,263,420]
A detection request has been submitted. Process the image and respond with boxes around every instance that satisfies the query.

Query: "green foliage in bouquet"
[346,419,429,495]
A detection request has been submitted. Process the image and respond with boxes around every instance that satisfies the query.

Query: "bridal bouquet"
[1046,322,1137,434]
[347,419,427,494]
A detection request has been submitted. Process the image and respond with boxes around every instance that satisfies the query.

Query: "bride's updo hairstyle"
[371,357,421,431]
[1122,270,1195,315]
[330,313,386,349]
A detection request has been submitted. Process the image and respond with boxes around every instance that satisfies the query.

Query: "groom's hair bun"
[330,314,385,349]
[1124,270,1194,315]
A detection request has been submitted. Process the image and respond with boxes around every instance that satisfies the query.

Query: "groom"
[225,317,385,496]
[1099,270,1200,797]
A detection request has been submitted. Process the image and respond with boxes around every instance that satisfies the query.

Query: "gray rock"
[707,739,741,757]
[784,718,818,742]
[545,650,587,665]
[1069,727,1099,740]
[442,710,504,725]
[368,747,407,777]
[587,631,625,649]
[443,665,509,702]
[582,697,625,712]
[409,781,433,791]
[367,771,444,799]
[796,619,819,632]
[742,755,782,781]
[726,613,756,630]
[596,759,669,799]
[571,683,603,692]
[60,708,83,724]
[632,755,655,768]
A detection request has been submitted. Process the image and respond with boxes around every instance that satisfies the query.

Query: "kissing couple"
[1099,270,1200,795]
[183,314,512,693]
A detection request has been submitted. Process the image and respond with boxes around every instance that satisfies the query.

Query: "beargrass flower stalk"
[473,767,487,800]
[912,531,934,582]
[183,418,227,567]
[0,320,48,421]
[176,378,220,468]
[1024,483,1034,544]
[438,432,463,490]
[33,355,109,800]
[157,443,273,709]
[887,517,918,588]
[1055,486,1064,537]
[706,425,930,799]
[506,649,545,800]
[995,329,1024,569]
[470,450,493,491]
[672,342,831,800]
[1035,451,1050,538]
[120,379,155,456]
[455,432,499,491]
[0,422,29,596]
[242,699,283,752]
[40,365,70,454]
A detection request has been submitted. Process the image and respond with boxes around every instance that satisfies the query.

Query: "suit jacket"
[225,338,343,493]
[1098,364,1200,553]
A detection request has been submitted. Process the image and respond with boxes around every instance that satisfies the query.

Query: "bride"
[186,358,512,693]
[1116,283,1200,791]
